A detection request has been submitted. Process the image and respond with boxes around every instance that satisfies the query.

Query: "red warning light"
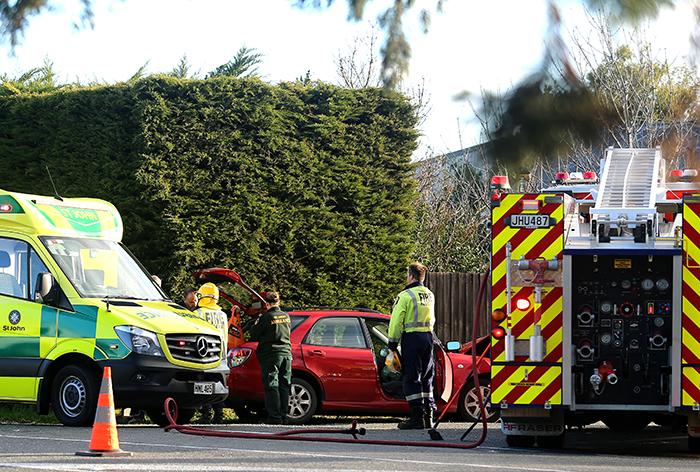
[492,327,505,339]
[490,175,509,187]
[492,309,507,322]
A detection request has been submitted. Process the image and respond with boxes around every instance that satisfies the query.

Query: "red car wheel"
[458,377,497,423]
[286,378,318,424]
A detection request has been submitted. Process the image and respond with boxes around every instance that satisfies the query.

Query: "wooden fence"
[424,272,490,344]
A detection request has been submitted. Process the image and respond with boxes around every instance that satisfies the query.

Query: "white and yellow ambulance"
[0,189,228,426]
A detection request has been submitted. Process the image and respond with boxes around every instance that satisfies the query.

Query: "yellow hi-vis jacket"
[388,283,435,343]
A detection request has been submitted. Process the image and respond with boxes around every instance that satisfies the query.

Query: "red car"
[227,308,493,424]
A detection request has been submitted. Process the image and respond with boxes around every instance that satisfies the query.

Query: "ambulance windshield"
[40,236,166,300]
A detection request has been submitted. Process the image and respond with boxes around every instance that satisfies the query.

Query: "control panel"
[571,255,673,405]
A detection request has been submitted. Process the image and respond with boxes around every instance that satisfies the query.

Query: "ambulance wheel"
[689,436,700,453]
[537,433,565,449]
[286,378,318,425]
[51,365,100,427]
[505,435,536,447]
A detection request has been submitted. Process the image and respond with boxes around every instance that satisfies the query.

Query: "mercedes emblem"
[196,337,209,358]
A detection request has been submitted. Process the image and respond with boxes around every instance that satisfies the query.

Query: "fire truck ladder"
[590,147,663,242]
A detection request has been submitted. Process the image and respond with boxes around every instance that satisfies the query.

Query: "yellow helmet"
[385,350,402,374]
[196,282,220,309]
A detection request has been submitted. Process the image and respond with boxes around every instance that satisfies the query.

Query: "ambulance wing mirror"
[36,273,58,305]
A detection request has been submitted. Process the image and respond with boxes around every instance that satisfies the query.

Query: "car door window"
[0,238,29,299]
[364,318,389,351]
[290,315,306,332]
[304,317,367,348]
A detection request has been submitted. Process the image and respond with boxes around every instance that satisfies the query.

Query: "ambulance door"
[0,236,57,401]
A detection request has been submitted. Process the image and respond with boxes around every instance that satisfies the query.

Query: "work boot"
[423,407,435,429]
[398,407,425,430]
[212,409,225,424]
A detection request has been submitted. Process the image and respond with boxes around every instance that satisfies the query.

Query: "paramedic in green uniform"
[246,291,292,424]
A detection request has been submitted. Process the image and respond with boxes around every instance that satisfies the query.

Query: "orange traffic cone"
[76,366,132,457]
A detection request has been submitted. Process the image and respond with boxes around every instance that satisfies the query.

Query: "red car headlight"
[227,347,252,368]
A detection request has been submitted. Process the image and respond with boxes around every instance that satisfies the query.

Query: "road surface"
[0,421,696,471]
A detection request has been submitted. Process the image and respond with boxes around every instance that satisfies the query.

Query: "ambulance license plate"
[194,382,214,395]
[508,214,552,229]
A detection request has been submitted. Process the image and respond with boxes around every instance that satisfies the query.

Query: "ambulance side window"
[0,237,28,299]
[29,247,50,301]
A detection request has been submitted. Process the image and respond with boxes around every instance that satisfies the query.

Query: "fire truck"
[489,147,700,450]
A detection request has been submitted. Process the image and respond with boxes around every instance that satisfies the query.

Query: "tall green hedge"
[0,77,418,309]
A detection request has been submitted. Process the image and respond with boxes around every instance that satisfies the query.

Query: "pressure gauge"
[621,279,632,289]
[641,278,654,291]
[600,301,613,314]
[656,278,670,291]
[654,317,665,328]
[600,333,612,345]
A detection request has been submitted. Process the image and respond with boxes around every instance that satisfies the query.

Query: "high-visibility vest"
[388,284,435,343]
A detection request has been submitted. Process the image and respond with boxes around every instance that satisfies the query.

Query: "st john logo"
[3,310,24,332]
[8,310,20,325]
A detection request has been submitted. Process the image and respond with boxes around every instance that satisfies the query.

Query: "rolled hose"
[162,269,491,449]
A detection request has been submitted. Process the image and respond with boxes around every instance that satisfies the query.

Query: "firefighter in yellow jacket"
[388,262,436,429]
[194,282,229,423]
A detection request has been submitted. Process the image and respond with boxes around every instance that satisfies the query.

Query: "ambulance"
[0,189,228,426]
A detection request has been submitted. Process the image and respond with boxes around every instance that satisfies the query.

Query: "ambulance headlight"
[115,326,164,357]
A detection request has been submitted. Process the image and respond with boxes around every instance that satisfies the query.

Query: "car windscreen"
[40,236,165,300]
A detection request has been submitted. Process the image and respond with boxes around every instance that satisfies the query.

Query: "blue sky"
[1,0,696,158]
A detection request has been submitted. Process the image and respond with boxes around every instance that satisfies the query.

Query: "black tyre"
[231,403,264,423]
[505,435,536,448]
[146,406,195,427]
[286,378,318,425]
[603,414,650,433]
[537,433,565,449]
[51,364,100,427]
[457,378,498,423]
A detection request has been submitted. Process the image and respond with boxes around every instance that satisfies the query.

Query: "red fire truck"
[489,148,700,450]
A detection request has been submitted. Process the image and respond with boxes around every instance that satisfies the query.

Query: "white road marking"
[0,432,572,471]
[1,465,385,472]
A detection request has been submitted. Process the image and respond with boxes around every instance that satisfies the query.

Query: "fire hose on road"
[163,270,491,449]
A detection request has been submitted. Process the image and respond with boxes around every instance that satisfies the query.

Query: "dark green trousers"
[259,352,292,421]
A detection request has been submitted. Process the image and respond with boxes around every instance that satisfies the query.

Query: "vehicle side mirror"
[446,341,461,352]
[36,272,58,306]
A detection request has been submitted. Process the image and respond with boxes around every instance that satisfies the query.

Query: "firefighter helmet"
[196,282,220,309]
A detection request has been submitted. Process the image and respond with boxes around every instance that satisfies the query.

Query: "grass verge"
[0,404,58,424]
